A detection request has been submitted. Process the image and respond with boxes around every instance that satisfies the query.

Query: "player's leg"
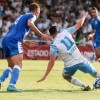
[94,48,100,58]
[79,60,100,78]
[95,48,100,62]
[7,54,23,92]
[62,64,89,90]
[0,40,13,89]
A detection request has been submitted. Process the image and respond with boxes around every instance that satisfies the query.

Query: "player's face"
[35,8,40,19]
[91,9,98,18]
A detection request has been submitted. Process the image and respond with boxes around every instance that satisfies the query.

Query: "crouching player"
[37,12,100,91]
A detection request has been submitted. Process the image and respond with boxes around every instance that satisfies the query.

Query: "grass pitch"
[0,60,100,100]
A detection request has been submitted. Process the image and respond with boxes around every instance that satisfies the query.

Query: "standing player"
[88,7,100,59]
[37,12,100,91]
[0,3,51,92]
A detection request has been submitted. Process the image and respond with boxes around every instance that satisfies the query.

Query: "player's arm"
[37,45,58,82]
[88,29,95,40]
[67,12,88,34]
[27,19,52,41]
[37,55,57,82]
[75,12,88,30]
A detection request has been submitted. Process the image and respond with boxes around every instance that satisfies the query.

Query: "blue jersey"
[91,16,100,35]
[91,16,100,48]
[4,13,36,42]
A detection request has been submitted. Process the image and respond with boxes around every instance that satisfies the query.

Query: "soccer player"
[0,3,51,92]
[88,7,100,59]
[37,12,100,91]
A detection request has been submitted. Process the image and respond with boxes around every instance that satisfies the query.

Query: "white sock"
[71,77,87,88]
[96,71,100,78]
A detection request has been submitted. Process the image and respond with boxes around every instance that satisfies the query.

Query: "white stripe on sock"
[7,67,12,72]
[13,65,21,71]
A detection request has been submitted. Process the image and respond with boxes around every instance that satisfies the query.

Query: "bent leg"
[9,54,23,85]
[0,57,13,84]
[62,64,89,90]
[62,74,87,88]
[7,54,23,92]
[94,48,100,58]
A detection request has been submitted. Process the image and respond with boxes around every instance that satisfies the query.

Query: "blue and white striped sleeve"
[29,14,36,22]
[50,45,58,55]
[66,26,76,34]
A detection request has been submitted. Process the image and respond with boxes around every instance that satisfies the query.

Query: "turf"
[0,60,100,100]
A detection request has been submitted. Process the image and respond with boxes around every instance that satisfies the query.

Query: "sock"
[71,77,87,88]
[96,71,100,78]
[0,67,12,83]
[9,65,21,85]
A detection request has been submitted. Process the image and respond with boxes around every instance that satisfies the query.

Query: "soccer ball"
[93,78,100,89]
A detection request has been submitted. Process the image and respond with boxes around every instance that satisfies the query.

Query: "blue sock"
[0,67,12,83]
[9,65,20,85]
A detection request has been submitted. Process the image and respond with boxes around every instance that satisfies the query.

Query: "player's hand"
[88,34,94,40]
[37,76,46,83]
[42,34,52,41]
[24,40,37,47]
[83,12,88,17]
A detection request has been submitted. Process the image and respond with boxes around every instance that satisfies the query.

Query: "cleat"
[7,85,22,92]
[82,86,91,91]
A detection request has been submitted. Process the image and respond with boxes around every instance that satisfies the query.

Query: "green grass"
[0,60,100,100]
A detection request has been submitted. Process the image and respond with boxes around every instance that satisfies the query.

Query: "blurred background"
[0,0,100,60]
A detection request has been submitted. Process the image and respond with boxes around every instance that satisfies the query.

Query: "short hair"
[49,26,57,36]
[91,7,98,11]
[29,3,40,12]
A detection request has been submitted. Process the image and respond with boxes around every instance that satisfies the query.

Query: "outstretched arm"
[67,12,88,34]
[37,55,57,82]
[75,12,88,30]
[27,19,52,41]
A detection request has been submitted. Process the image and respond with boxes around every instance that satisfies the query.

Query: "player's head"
[29,3,40,18]
[49,26,59,37]
[91,7,98,18]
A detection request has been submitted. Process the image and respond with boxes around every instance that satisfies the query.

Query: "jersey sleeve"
[97,16,100,21]
[66,26,76,34]
[50,45,58,55]
[28,14,36,22]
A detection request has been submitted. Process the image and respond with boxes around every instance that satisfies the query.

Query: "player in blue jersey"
[37,12,100,91]
[0,3,51,92]
[88,7,100,60]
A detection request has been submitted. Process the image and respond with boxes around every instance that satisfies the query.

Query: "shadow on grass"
[22,88,89,93]
[0,88,93,93]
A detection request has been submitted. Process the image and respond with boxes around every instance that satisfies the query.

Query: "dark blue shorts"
[2,37,23,58]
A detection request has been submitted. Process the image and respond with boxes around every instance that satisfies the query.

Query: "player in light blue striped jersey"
[37,12,100,91]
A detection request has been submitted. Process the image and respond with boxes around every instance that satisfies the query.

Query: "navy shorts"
[2,37,23,58]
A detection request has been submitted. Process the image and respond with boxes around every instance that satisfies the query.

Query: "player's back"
[52,30,85,67]
[4,13,36,42]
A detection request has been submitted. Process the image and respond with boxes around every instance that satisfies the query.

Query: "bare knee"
[62,73,72,82]
[95,49,100,58]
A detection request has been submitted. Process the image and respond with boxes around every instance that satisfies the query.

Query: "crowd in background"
[0,0,100,46]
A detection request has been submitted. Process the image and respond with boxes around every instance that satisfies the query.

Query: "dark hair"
[91,7,98,11]
[49,26,57,36]
[29,3,40,11]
